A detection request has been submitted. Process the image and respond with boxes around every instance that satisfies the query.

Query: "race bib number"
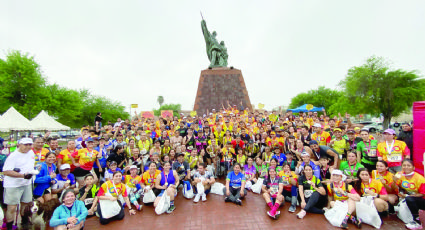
[0,172,3,182]
[84,198,94,205]
[367,149,377,157]
[387,153,402,162]
[304,190,313,198]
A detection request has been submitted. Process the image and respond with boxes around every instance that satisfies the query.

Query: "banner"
[161,110,173,118]
[190,111,197,117]
[258,103,265,109]
[141,111,154,118]
[131,104,138,108]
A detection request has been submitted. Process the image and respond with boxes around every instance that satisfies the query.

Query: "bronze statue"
[201,14,228,68]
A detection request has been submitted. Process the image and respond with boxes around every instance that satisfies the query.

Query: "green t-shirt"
[339,161,364,179]
[7,141,17,152]
[357,140,378,165]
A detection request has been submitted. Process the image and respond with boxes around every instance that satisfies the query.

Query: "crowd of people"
[0,106,421,230]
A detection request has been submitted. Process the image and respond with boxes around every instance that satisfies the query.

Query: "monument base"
[193,67,252,116]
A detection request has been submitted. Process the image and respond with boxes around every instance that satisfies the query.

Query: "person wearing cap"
[104,161,122,182]
[311,123,331,146]
[32,136,50,166]
[356,129,379,172]
[295,152,321,179]
[71,137,101,188]
[326,169,362,229]
[329,128,350,166]
[246,139,260,159]
[309,140,339,169]
[377,129,410,173]
[52,163,77,198]
[122,165,143,211]
[172,152,191,182]
[3,137,36,230]
[346,130,363,151]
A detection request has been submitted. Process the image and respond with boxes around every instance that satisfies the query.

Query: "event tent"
[31,110,70,131]
[0,106,34,132]
[287,104,325,113]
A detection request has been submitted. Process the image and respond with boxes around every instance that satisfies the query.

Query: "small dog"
[21,199,61,230]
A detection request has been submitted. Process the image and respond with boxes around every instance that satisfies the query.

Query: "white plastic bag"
[356,197,382,229]
[143,189,156,203]
[155,193,170,215]
[397,199,414,224]
[197,182,205,195]
[245,181,253,190]
[325,200,349,227]
[99,183,122,219]
[251,178,264,194]
[210,182,225,195]
[0,205,3,221]
[183,181,194,199]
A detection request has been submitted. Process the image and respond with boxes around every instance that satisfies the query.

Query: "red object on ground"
[413,101,425,175]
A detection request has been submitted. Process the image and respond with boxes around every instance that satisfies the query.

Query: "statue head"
[212,31,217,37]
[220,41,225,46]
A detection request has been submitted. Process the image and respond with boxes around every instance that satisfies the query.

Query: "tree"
[289,86,343,115]
[153,103,181,118]
[0,51,47,119]
[157,96,164,107]
[336,56,425,128]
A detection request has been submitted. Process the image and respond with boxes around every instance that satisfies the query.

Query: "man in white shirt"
[3,138,35,230]
[192,163,215,203]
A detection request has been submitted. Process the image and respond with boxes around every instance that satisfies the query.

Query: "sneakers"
[166,205,176,213]
[289,204,296,213]
[235,199,242,206]
[297,210,307,219]
[224,197,231,202]
[351,216,362,229]
[135,204,143,211]
[201,194,207,202]
[267,211,277,219]
[194,194,201,203]
[406,221,423,230]
[340,219,348,229]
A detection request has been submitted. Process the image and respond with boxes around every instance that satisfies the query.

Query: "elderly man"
[3,138,36,230]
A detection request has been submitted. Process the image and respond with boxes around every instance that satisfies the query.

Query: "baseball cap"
[331,169,347,181]
[129,165,138,170]
[86,137,94,142]
[313,123,321,128]
[354,127,360,131]
[333,128,342,132]
[177,152,185,157]
[109,161,117,165]
[20,138,33,145]
[383,129,396,135]
[346,130,355,134]
[60,164,71,170]
[309,140,318,145]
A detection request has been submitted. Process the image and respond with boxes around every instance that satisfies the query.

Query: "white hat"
[183,116,187,119]
[60,164,71,170]
[20,138,33,144]
[209,113,213,115]
[313,123,322,128]
[331,169,347,181]
[129,165,138,170]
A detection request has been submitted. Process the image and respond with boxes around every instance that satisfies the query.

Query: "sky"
[1,1,425,112]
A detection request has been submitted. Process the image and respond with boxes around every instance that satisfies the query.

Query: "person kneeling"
[192,163,215,202]
[262,167,284,219]
[50,189,88,230]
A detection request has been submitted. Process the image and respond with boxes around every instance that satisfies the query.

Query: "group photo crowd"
[0,107,420,230]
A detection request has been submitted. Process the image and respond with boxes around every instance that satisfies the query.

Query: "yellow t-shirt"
[141,170,161,186]
[124,175,142,189]
[395,172,425,194]
[327,182,354,201]
[312,131,331,146]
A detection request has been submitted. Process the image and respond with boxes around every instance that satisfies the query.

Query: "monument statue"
[201,17,228,68]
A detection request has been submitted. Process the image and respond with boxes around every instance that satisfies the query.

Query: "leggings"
[405,196,425,218]
[282,186,298,197]
[223,187,247,202]
[97,200,125,225]
[303,191,327,214]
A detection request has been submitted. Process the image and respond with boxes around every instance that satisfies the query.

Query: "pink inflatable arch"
[413,101,425,175]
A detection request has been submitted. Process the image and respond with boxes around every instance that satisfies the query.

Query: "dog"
[21,199,61,230]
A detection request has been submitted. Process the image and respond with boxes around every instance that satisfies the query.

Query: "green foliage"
[153,104,181,118]
[334,56,425,128]
[157,96,164,107]
[0,50,129,128]
[288,86,343,116]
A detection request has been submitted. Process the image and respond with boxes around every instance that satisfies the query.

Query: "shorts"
[152,188,162,197]
[33,188,51,199]
[73,167,91,178]
[4,184,33,205]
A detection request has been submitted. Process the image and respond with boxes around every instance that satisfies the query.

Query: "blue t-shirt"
[94,146,108,168]
[52,173,76,190]
[272,153,287,166]
[226,171,246,188]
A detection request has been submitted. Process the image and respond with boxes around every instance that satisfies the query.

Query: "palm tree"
[157,96,164,107]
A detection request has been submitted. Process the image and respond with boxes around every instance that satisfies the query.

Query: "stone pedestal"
[193,67,252,115]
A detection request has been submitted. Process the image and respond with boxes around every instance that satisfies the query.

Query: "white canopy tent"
[0,106,34,132]
[31,110,70,131]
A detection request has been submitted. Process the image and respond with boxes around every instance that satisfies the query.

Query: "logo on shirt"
[401,181,416,190]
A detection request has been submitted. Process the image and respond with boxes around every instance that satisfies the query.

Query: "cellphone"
[13,168,21,173]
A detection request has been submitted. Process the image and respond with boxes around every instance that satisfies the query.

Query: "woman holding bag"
[154,161,179,213]
[353,168,389,213]
[94,171,136,225]
[393,159,425,230]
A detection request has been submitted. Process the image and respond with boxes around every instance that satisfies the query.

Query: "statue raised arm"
[201,19,228,68]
